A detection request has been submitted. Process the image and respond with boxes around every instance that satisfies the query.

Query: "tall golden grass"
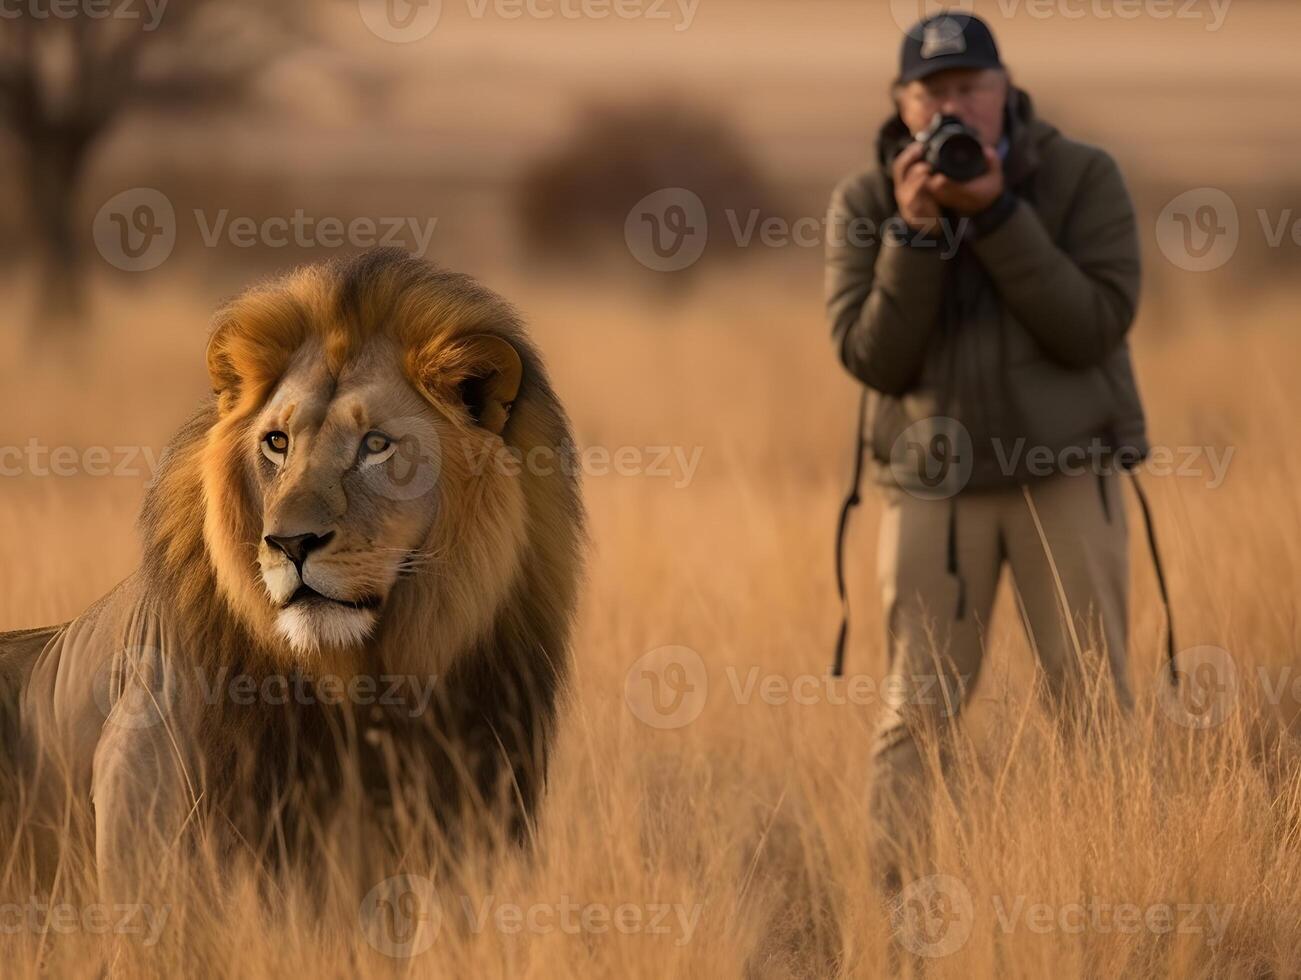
[1,266,1298,977]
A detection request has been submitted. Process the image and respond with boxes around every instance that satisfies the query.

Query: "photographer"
[824,13,1149,883]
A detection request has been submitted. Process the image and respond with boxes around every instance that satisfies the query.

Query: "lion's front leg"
[91,646,201,908]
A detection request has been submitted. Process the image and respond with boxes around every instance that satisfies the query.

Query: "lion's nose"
[265,531,335,568]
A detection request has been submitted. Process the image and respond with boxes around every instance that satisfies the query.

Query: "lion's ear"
[205,303,308,414]
[458,335,523,435]
[206,323,242,413]
[417,334,522,436]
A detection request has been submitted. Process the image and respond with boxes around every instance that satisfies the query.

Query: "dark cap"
[898,12,1002,84]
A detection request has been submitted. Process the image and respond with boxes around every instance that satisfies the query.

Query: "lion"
[0,249,585,902]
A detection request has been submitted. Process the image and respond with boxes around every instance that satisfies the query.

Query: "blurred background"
[2,0,1297,315]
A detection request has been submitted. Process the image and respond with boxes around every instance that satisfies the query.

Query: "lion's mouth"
[283,584,383,612]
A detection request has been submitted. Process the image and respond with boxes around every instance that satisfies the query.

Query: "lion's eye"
[360,430,397,465]
[261,431,289,465]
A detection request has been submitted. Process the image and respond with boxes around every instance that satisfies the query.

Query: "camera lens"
[929,128,987,183]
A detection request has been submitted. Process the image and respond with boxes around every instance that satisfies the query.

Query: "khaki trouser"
[869,470,1130,870]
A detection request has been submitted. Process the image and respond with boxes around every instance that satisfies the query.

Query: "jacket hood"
[875,86,1058,190]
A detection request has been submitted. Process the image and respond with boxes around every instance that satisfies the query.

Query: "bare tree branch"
[0,0,311,326]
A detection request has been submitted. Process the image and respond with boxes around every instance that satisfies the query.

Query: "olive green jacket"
[825,88,1148,492]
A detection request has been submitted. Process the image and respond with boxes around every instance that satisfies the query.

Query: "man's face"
[897,67,1009,147]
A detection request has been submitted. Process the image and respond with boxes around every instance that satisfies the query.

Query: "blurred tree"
[516,99,780,290]
[0,0,304,328]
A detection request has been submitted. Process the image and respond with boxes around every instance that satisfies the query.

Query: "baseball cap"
[898,12,1003,84]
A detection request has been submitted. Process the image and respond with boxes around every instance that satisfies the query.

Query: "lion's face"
[191,255,552,671]
[248,338,444,653]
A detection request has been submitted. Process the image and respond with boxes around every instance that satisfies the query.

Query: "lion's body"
[0,251,585,899]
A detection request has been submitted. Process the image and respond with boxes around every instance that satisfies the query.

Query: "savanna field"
[0,260,1297,977]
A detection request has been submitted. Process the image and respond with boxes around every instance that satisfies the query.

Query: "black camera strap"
[831,389,868,678]
[1129,472,1179,686]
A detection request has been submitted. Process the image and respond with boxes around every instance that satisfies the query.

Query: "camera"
[901,113,989,182]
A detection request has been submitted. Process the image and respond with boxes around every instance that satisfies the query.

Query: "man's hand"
[892,141,941,233]
[926,145,1005,216]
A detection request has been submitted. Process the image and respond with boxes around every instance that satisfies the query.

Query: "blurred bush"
[515,99,780,280]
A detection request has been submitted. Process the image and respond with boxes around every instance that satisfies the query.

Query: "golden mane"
[119,248,588,845]
[140,250,585,676]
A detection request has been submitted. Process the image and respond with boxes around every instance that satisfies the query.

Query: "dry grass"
[1,265,1299,978]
